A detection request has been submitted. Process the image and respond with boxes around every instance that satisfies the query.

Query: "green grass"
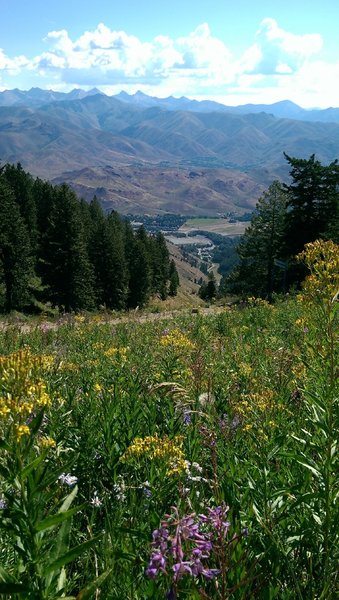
[0,270,338,599]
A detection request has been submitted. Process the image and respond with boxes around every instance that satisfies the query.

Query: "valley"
[1,89,339,216]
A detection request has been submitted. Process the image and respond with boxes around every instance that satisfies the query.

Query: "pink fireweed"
[146,504,234,583]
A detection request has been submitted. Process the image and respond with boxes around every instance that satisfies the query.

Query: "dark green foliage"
[168,259,179,296]
[225,181,288,298]
[225,154,339,298]
[40,184,96,311]
[0,177,34,311]
[199,272,217,301]
[102,212,128,310]
[283,153,339,255]
[0,163,176,313]
[282,153,339,285]
[149,232,170,300]
[87,197,109,305]
[127,235,152,308]
[212,236,239,278]
[2,163,38,256]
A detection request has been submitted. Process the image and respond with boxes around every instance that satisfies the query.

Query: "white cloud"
[31,22,234,86]
[241,18,323,75]
[0,48,29,75]
[0,19,337,108]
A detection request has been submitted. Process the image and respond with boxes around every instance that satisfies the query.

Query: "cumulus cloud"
[0,19,338,107]
[0,48,29,75]
[30,22,234,86]
[241,18,323,75]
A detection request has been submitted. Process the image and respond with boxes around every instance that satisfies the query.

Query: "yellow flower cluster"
[39,435,56,448]
[160,329,195,352]
[104,346,129,363]
[0,349,51,440]
[247,297,273,308]
[236,389,275,417]
[238,362,253,377]
[15,424,30,441]
[74,315,85,323]
[93,341,104,350]
[121,434,188,475]
[297,239,339,304]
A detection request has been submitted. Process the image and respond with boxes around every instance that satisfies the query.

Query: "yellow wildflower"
[74,315,85,323]
[297,239,339,304]
[121,434,187,476]
[0,349,52,442]
[15,424,30,441]
[40,436,56,448]
[160,329,195,352]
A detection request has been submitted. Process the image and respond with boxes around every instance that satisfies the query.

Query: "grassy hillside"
[0,241,338,599]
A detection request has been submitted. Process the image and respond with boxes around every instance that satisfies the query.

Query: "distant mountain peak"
[0,87,338,124]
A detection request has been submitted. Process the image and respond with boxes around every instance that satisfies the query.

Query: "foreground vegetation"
[0,240,338,599]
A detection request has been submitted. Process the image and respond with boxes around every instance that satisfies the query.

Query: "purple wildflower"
[183,412,192,425]
[200,504,230,539]
[201,568,221,579]
[146,504,233,586]
[143,486,152,498]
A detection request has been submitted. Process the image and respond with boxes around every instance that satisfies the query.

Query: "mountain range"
[0,88,338,215]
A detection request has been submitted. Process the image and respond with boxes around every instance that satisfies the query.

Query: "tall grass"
[0,240,338,599]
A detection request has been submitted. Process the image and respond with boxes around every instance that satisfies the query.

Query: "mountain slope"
[0,90,338,215]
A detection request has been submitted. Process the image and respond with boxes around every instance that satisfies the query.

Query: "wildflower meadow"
[0,240,338,599]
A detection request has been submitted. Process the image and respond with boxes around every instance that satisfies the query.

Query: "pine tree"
[0,178,34,312]
[40,184,95,311]
[282,154,339,286]
[283,153,339,255]
[149,232,170,300]
[199,272,217,301]
[127,234,152,308]
[226,181,288,298]
[101,211,128,310]
[2,163,38,256]
[168,259,180,296]
[87,197,107,305]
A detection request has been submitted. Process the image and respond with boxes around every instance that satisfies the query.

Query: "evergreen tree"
[168,259,180,296]
[199,272,217,301]
[87,197,107,305]
[127,235,152,308]
[101,211,128,310]
[2,163,38,256]
[40,184,95,311]
[0,178,34,312]
[149,232,170,299]
[225,181,288,298]
[283,153,339,255]
[283,153,339,286]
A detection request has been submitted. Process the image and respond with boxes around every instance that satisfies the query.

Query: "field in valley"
[180,217,248,236]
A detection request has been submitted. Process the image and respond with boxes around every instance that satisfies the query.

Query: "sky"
[0,0,338,108]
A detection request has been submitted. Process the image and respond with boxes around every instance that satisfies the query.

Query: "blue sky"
[1,0,338,107]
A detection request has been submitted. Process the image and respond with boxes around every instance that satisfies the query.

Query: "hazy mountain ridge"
[1,87,339,123]
[0,88,339,215]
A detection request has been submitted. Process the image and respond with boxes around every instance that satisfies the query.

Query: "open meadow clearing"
[179,218,248,237]
[0,242,338,599]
